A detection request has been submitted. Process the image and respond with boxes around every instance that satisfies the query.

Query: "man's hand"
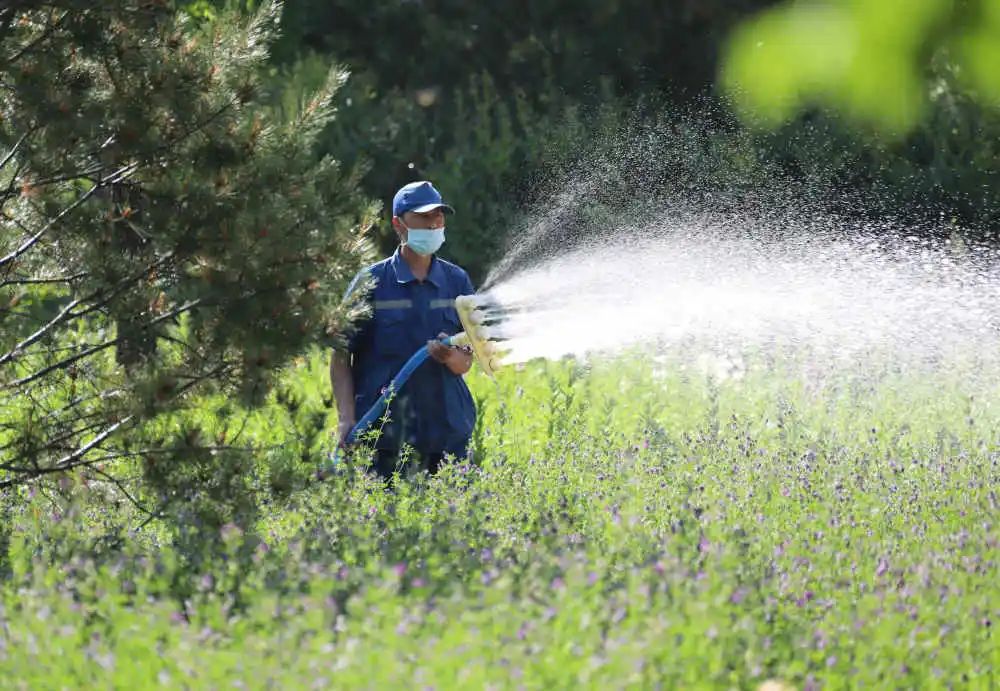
[427,333,454,364]
[428,332,473,375]
[336,417,356,447]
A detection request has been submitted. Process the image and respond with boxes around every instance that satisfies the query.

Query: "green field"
[1,350,998,688]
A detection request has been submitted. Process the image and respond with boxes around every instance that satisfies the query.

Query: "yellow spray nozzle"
[447,331,471,347]
[455,294,504,378]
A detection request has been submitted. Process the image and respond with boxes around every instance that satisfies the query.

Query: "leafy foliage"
[0,2,373,502]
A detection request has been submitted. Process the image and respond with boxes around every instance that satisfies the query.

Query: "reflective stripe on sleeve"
[429,298,455,309]
[374,299,413,310]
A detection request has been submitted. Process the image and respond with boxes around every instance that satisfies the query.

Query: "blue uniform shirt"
[345,248,476,456]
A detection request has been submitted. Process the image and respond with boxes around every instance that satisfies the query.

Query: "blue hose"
[322,335,460,472]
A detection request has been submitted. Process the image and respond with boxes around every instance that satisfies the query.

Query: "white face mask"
[402,224,446,255]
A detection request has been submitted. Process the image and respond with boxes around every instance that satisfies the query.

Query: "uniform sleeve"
[459,268,475,296]
[342,268,373,354]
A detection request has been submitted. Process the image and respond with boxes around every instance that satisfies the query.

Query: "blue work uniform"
[345,248,476,457]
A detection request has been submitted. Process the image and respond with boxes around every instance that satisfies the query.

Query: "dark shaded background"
[192,0,1000,282]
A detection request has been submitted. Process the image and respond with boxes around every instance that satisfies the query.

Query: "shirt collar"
[391,246,444,287]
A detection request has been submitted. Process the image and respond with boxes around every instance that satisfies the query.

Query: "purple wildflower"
[876,557,889,578]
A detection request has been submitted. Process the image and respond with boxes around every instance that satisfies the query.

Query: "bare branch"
[74,444,262,463]
[55,415,134,469]
[0,250,173,367]
[0,414,135,489]
[30,164,111,187]
[36,387,125,423]
[88,464,157,518]
[0,416,110,460]
[0,128,32,171]
[0,160,138,277]
[0,182,101,270]
[0,271,87,287]
[178,363,228,394]
[0,294,86,366]
[4,297,202,389]
[60,250,174,320]
[0,156,28,207]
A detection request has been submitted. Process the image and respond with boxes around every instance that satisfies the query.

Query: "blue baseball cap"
[392,181,455,217]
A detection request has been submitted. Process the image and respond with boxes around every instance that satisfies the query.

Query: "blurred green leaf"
[721,0,1000,134]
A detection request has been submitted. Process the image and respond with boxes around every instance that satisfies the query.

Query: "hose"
[322,335,462,472]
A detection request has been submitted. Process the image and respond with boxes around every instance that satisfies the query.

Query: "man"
[331,181,476,478]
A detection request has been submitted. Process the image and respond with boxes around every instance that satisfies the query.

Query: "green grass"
[1,350,998,688]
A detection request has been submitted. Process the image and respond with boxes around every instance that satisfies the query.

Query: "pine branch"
[241,0,282,65]
[4,9,70,65]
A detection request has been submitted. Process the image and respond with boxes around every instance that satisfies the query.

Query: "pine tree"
[0,1,373,496]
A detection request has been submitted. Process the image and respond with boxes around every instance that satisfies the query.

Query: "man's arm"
[332,266,372,445]
[330,350,356,445]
